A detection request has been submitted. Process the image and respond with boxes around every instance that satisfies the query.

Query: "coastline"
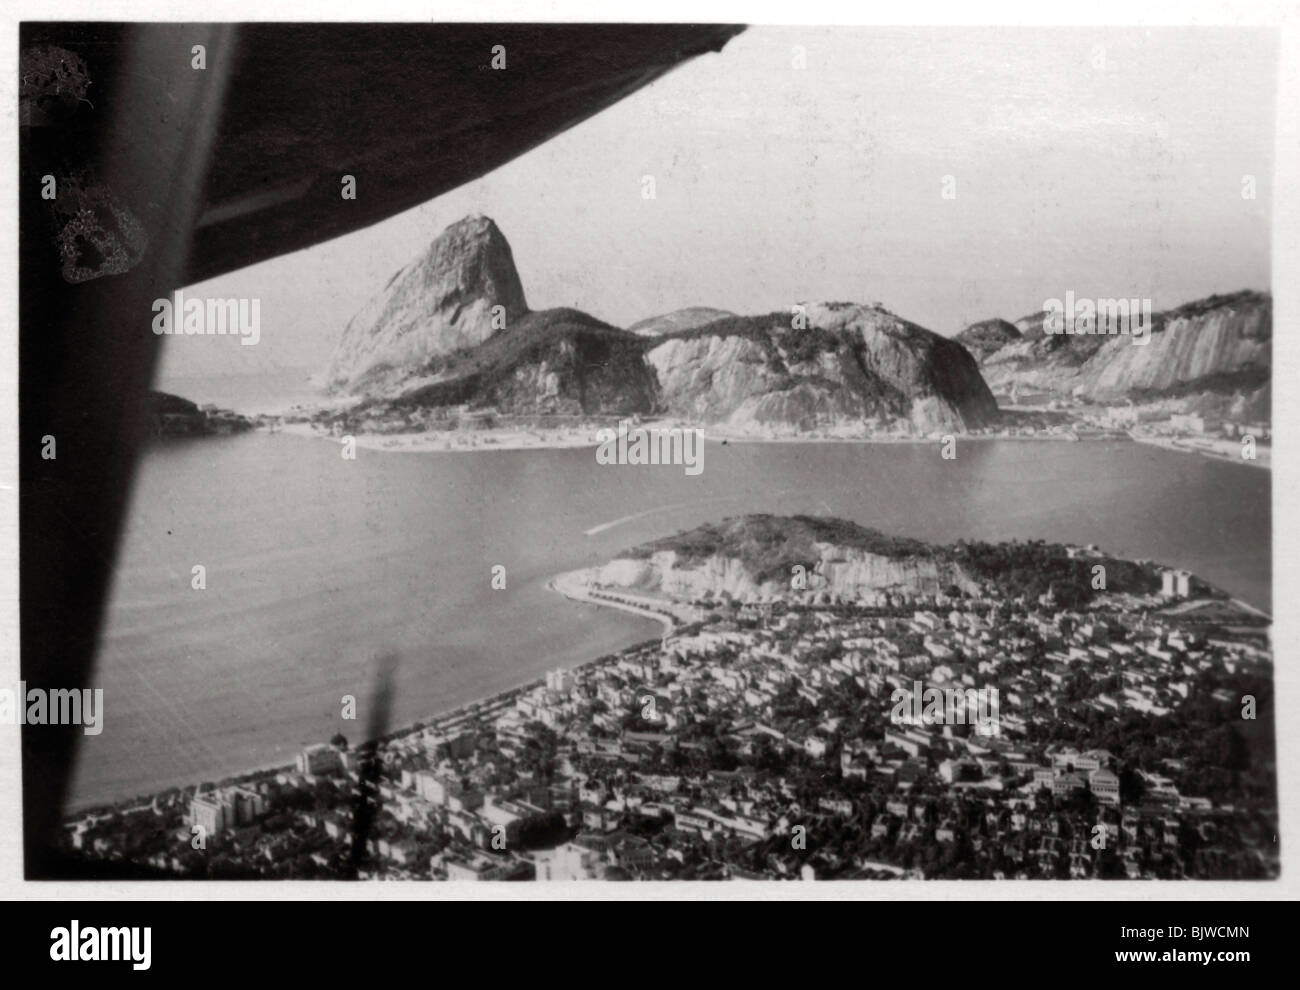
[66,549,1273,824]
[69,568,680,818]
[547,568,680,635]
[67,615,665,819]
[266,419,1270,471]
[274,420,605,453]
[268,419,1092,455]
[1129,433,1271,470]
[69,552,1272,822]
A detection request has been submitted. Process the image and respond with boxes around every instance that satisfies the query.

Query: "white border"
[1,0,1296,902]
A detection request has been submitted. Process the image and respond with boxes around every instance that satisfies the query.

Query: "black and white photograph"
[5,2,1297,931]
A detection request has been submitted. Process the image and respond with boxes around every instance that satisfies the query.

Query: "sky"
[158,25,1278,380]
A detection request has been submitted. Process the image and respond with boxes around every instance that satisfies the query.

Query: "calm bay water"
[70,432,1270,808]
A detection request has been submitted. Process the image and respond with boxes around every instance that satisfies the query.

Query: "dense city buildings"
[61,553,1275,881]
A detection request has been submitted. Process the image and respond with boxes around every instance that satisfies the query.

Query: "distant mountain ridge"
[628,307,735,337]
[969,290,1270,404]
[324,215,1000,434]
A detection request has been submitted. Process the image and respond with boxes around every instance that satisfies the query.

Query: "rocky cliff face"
[593,545,978,601]
[978,291,1270,402]
[327,215,528,393]
[647,303,999,434]
[591,514,980,602]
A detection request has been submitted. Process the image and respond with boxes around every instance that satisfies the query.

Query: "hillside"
[356,307,659,418]
[584,514,1160,606]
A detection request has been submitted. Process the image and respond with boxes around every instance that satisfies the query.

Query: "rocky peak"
[327,214,528,393]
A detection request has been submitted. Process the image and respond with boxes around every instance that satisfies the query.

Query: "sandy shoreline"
[68,605,663,817]
[547,568,678,635]
[1129,433,1270,470]
[269,419,1085,454]
[273,420,603,453]
[267,420,1270,472]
